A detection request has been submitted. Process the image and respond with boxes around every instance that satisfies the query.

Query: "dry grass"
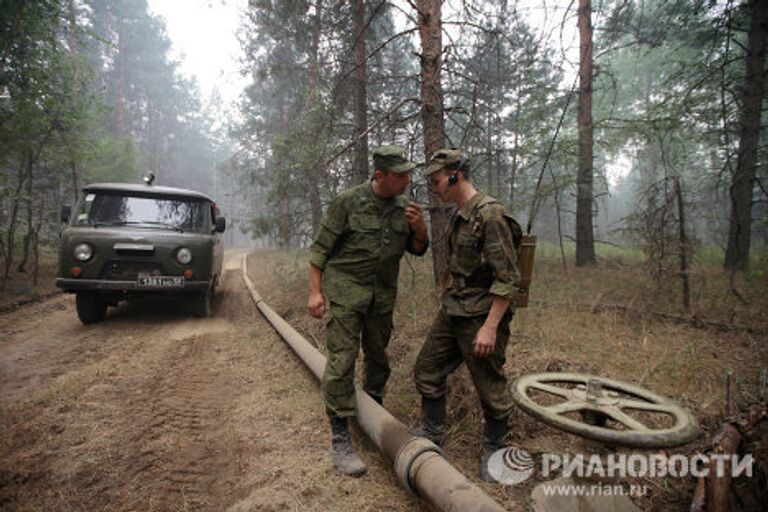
[247,250,424,512]
[247,245,767,511]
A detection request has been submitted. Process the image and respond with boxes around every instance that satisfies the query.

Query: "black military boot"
[479,415,509,482]
[329,416,367,477]
[411,395,446,447]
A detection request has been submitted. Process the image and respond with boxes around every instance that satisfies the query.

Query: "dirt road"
[0,250,422,512]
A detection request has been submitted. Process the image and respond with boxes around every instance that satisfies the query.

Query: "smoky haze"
[1,0,765,257]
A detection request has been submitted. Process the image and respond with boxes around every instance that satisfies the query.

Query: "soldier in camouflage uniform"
[413,148,520,482]
[308,145,429,476]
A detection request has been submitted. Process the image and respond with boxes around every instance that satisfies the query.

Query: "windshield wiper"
[93,220,142,227]
[137,221,184,232]
[93,220,183,232]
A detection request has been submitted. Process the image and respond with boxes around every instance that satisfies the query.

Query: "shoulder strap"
[474,194,499,211]
[473,195,523,250]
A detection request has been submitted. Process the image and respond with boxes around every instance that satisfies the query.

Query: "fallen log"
[591,303,763,335]
[689,402,767,512]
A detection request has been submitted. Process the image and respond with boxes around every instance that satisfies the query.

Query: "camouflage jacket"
[442,192,520,317]
[309,183,427,314]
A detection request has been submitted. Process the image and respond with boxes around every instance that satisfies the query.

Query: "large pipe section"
[242,255,507,512]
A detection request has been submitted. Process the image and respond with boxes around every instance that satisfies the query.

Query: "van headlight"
[73,243,93,262]
[176,247,193,264]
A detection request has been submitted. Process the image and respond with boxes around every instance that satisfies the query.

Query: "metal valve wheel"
[511,372,700,448]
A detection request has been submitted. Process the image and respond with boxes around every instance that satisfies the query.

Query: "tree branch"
[330,28,419,105]
[324,97,420,167]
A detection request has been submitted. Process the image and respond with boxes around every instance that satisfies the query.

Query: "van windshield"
[75,192,207,233]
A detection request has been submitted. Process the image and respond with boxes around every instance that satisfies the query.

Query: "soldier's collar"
[457,192,484,220]
[365,182,394,205]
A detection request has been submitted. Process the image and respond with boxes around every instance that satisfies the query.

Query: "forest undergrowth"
[0,252,59,308]
[251,245,767,511]
[2,246,764,510]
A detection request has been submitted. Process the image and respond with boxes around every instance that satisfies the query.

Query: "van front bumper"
[55,278,210,292]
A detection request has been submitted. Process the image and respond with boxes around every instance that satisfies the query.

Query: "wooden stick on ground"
[591,303,762,335]
[690,398,767,512]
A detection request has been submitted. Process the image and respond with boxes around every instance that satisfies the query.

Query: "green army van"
[56,177,225,324]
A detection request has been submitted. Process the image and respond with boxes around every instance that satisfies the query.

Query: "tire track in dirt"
[1,250,424,512]
[0,293,94,405]
[1,260,260,511]
[118,331,242,509]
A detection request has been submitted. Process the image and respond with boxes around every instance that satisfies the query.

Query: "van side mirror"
[60,205,71,223]
[215,216,226,233]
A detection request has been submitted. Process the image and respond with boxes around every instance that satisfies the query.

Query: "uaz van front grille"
[101,260,166,280]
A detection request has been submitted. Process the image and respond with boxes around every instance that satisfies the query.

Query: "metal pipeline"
[242,255,507,512]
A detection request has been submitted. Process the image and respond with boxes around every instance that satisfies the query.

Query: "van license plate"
[137,276,185,288]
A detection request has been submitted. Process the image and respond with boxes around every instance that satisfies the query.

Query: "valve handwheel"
[511,373,700,448]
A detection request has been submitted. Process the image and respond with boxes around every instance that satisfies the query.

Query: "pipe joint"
[394,436,443,496]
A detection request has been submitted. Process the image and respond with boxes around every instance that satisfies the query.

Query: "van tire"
[76,292,107,324]
[192,288,212,318]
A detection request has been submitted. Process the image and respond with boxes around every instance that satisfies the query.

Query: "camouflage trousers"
[322,302,393,418]
[414,308,514,420]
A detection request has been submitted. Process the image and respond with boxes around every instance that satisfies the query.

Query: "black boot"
[411,395,446,447]
[329,416,367,476]
[479,415,509,482]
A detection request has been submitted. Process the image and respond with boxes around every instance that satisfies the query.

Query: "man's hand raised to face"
[405,201,428,241]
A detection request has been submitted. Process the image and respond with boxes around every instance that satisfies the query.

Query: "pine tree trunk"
[116,28,127,137]
[67,0,78,52]
[68,0,82,205]
[147,99,161,178]
[486,110,494,196]
[307,0,324,237]
[644,67,656,257]
[276,93,291,248]
[352,0,369,184]
[71,160,81,205]
[724,0,768,270]
[576,0,596,266]
[278,196,290,248]
[32,192,44,286]
[674,177,690,311]
[550,165,568,270]
[4,151,31,282]
[17,163,34,273]
[417,0,449,284]
[510,91,520,210]
[493,8,504,203]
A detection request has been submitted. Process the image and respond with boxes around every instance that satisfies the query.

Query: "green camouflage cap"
[373,145,417,173]
[426,148,469,176]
